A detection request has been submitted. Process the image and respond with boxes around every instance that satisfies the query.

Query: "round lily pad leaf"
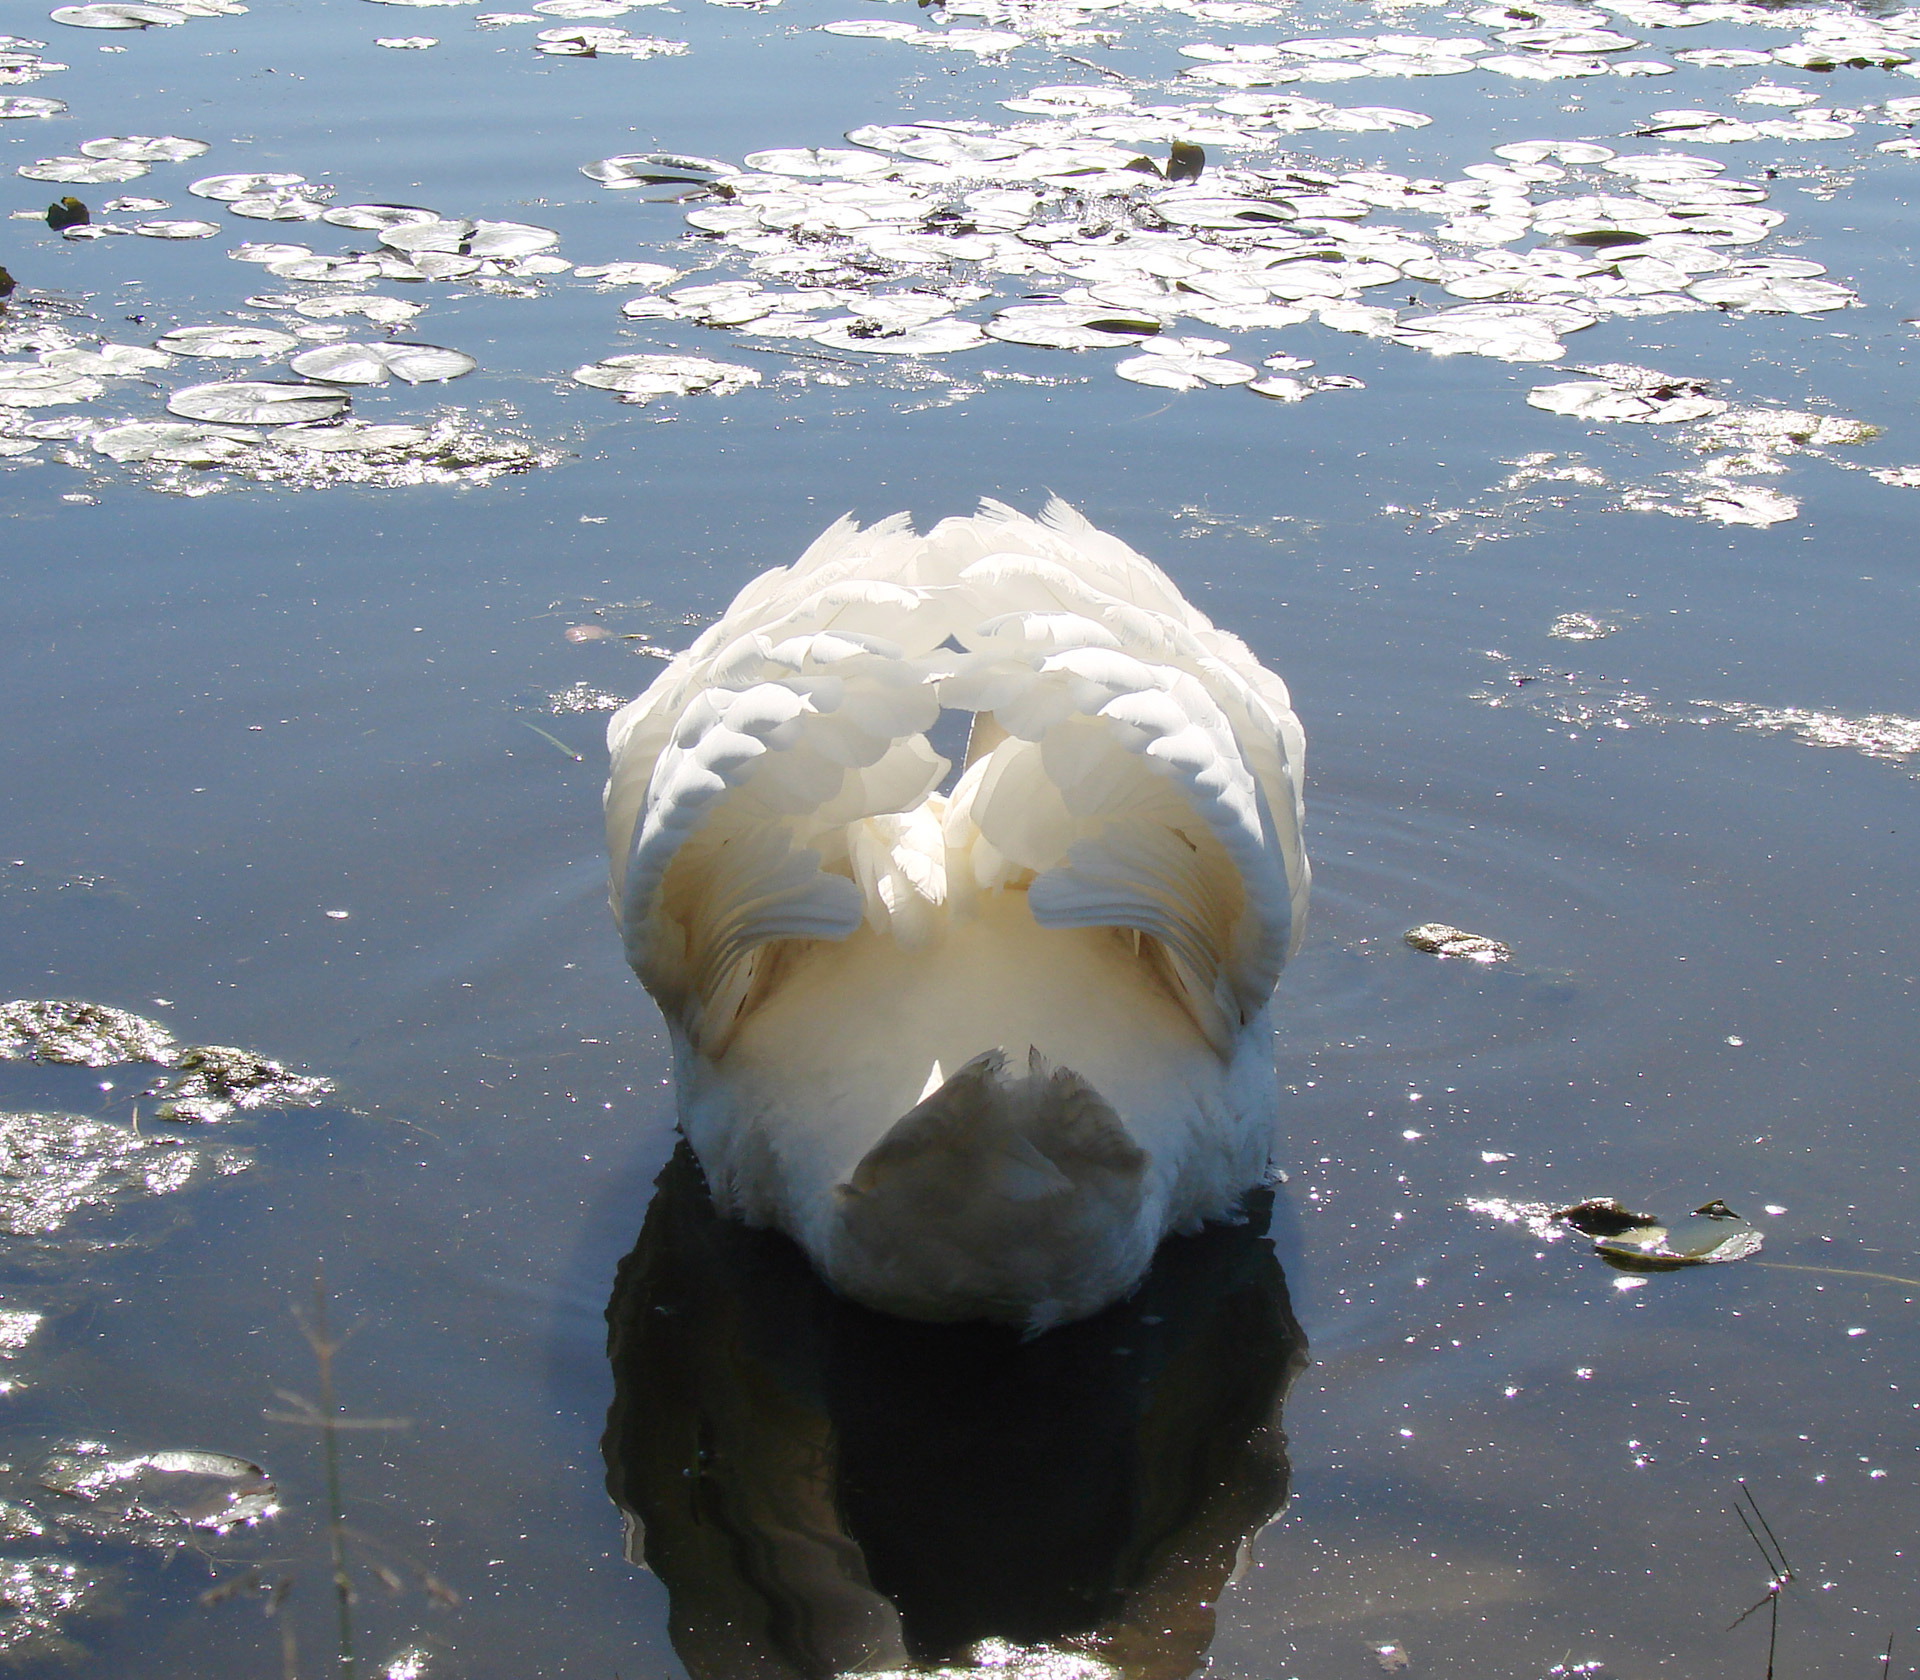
[167,380,351,424]
[80,134,208,162]
[190,171,307,201]
[380,217,556,258]
[1528,374,1725,423]
[1688,274,1856,313]
[0,364,103,405]
[44,342,173,374]
[156,325,298,357]
[0,97,67,117]
[580,152,731,190]
[50,3,187,25]
[18,155,149,183]
[986,304,1164,349]
[134,218,219,237]
[228,192,327,222]
[375,33,437,44]
[286,341,475,384]
[572,352,760,400]
[743,147,894,178]
[92,420,257,462]
[575,260,678,285]
[321,202,439,230]
[275,420,429,452]
[1115,336,1257,389]
[230,241,314,263]
[809,317,986,354]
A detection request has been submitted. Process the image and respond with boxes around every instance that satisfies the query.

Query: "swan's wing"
[936,531,1308,1053]
[607,625,946,1053]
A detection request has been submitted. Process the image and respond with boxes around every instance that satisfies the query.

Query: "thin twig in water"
[1725,1482,1794,1680]
[1060,52,1129,78]
[520,721,584,762]
[1756,1261,1920,1290]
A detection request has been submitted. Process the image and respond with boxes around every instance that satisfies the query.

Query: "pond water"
[1,0,1917,1671]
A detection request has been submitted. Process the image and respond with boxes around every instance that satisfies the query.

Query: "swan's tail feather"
[827,1049,1151,1333]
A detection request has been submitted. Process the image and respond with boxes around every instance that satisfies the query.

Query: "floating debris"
[1547,612,1617,641]
[0,998,175,1065]
[32,1444,277,1542]
[0,1109,233,1243]
[1468,1194,1764,1269]
[148,1043,334,1122]
[1404,923,1512,962]
[1553,1196,1659,1237]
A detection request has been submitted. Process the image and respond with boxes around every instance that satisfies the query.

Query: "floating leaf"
[374,33,436,44]
[275,420,429,452]
[1552,1197,1658,1237]
[286,341,475,384]
[1115,336,1257,390]
[18,155,149,184]
[572,352,759,400]
[92,420,257,462]
[189,171,307,201]
[1688,274,1857,313]
[1694,483,1797,526]
[579,152,731,191]
[228,191,328,222]
[133,217,219,237]
[320,202,440,231]
[156,325,298,358]
[49,3,188,25]
[79,134,207,161]
[986,303,1163,349]
[292,293,424,325]
[380,217,557,257]
[0,364,102,405]
[574,260,678,284]
[43,342,173,374]
[1528,371,1725,423]
[1593,1204,1764,1269]
[809,316,986,354]
[167,380,350,424]
[0,96,67,117]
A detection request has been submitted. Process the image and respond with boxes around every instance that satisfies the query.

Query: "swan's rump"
[606,499,1308,1328]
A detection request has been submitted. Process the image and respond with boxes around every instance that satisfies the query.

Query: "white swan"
[605,499,1308,1332]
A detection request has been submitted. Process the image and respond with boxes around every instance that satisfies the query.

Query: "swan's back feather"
[607,502,1307,1058]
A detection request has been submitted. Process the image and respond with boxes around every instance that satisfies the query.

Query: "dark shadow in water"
[603,1143,1309,1680]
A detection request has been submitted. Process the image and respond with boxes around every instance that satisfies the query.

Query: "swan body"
[605,499,1308,1331]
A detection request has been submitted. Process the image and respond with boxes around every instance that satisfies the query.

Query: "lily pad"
[133,218,219,238]
[0,365,102,406]
[0,97,67,117]
[18,154,150,184]
[275,420,430,452]
[49,3,188,26]
[43,342,173,374]
[985,303,1163,349]
[188,171,307,201]
[1528,371,1725,423]
[1115,336,1258,390]
[167,380,350,424]
[571,352,759,400]
[155,325,298,358]
[321,202,440,231]
[79,134,207,161]
[1688,274,1857,313]
[91,420,257,462]
[808,316,986,354]
[286,341,475,384]
[380,217,557,258]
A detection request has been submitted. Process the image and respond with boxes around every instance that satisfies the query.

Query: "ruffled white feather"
[606,498,1308,1329]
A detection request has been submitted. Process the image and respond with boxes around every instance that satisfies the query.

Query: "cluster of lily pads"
[567,81,1895,415]
[0,38,67,96]
[1475,646,1920,766]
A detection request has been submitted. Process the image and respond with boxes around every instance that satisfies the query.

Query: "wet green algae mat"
[1,0,1918,1673]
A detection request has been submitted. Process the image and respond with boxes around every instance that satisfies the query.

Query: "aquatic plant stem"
[310,1275,357,1680]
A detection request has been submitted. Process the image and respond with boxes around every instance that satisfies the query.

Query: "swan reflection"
[602,1145,1308,1680]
